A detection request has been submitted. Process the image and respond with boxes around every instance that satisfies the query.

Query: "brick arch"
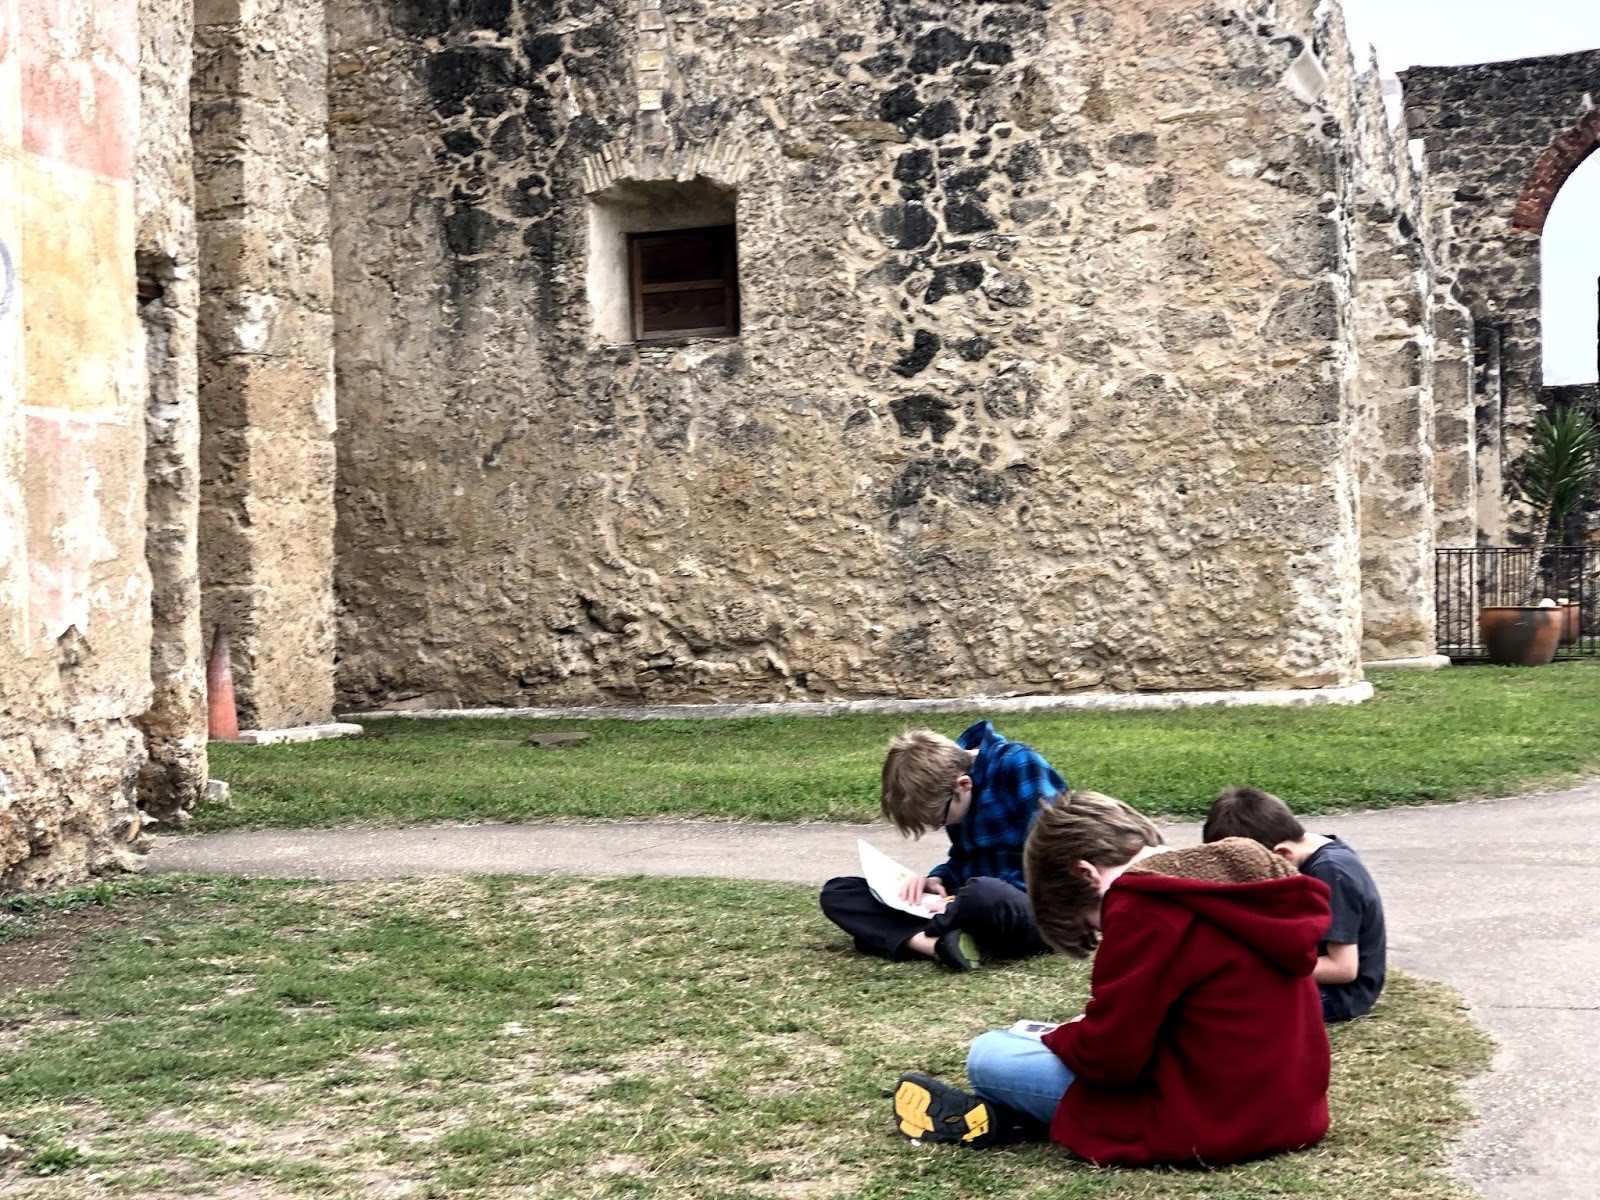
[1512,110,1600,234]
[579,135,751,197]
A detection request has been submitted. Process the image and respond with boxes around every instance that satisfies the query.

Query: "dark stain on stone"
[894,148,936,183]
[917,99,961,139]
[945,198,996,234]
[1108,132,1157,164]
[391,0,456,37]
[892,330,942,377]
[924,261,985,303]
[862,50,903,77]
[464,0,514,33]
[957,335,993,361]
[881,202,937,250]
[886,458,1022,511]
[909,27,973,74]
[507,179,551,218]
[525,32,564,70]
[891,393,958,441]
[947,165,991,191]
[974,41,1014,66]
[441,129,482,157]
[1003,141,1042,182]
[1056,142,1093,173]
[444,206,499,255]
[879,83,923,122]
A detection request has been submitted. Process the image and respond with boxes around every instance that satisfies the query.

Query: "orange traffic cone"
[207,624,240,741]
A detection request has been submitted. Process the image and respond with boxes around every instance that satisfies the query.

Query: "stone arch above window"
[579,135,752,198]
[1512,110,1600,234]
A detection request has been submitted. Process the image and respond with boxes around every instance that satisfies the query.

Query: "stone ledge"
[342,683,1375,724]
[1364,655,1453,672]
[230,723,364,745]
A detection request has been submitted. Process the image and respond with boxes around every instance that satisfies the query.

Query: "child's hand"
[900,875,944,906]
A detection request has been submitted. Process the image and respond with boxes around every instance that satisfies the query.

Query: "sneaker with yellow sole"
[891,1072,1002,1149]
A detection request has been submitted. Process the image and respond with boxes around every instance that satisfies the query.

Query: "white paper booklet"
[858,839,940,919]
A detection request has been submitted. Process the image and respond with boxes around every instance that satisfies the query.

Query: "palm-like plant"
[1511,405,1600,604]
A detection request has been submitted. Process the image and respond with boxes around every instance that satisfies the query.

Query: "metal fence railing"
[1436,546,1600,661]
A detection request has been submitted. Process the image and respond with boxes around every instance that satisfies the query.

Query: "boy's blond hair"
[1025,790,1165,958]
[880,729,973,836]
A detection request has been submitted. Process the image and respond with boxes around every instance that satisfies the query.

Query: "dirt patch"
[0,904,145,997]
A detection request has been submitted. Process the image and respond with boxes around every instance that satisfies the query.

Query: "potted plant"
[1481,405,1600,666]
[1557,597,1581,645]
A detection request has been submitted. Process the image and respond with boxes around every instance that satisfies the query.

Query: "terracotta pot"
[1479,606,1564,667]
[1561,603,1582,645]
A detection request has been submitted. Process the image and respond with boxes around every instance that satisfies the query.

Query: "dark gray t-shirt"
[1302,837,1386,1022]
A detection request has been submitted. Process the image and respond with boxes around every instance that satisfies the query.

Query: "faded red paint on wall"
[4,0,142,646]
[18,0,138,180]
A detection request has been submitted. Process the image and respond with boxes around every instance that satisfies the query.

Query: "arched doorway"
[1539,149,1600,387]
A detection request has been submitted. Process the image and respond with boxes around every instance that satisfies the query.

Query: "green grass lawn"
[198,662,1600,832]
[0,875,1490,1199]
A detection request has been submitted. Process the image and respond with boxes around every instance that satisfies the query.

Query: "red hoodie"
[1041,866,1332,1166]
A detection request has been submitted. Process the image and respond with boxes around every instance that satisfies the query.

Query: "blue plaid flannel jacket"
[927,720,1066,892]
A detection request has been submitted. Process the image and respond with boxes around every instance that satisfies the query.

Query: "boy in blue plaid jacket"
[820,720,1064,971]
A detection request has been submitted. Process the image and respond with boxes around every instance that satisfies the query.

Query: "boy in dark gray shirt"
[1203,786,1386,1021]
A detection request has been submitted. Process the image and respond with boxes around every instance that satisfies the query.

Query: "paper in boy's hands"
[858,839,941,919]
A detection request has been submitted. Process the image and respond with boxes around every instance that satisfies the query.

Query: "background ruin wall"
[0,0,158,888]
[137,0,209,823]
[1402,50,1600,543]
[193,0,339,731]
[1339,29,1444,662]
[326,0,1370,709]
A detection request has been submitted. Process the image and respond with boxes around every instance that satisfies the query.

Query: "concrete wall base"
[343,683,1375,724]
[229,723,364,746]
[1364,655,1453,671]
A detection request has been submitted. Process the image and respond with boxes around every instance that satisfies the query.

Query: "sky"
[1342,0,1600,384]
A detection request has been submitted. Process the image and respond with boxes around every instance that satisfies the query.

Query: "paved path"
[152,786,1600,1200]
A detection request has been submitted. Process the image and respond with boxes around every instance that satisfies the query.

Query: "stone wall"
[1345,45,1437,661]
[193,0,339,731]
[0,0,155,888]
[135,0,208,822]
[328,0,1368,709]
[1402,50,1600,539]
[1431,290,1477,547]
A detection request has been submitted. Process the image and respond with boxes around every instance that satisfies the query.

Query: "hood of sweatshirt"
[1113,840,1330,976]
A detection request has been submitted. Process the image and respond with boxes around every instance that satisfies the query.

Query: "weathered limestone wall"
[1402,50,1600,538]
[1431,290,1476,547]
[328,0,1366,708]
[0,0,154,888]
[135,0,207,822]
[193,0,338,730]
[1347,53,1437,660]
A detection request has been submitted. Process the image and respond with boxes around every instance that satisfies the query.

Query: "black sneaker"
[933,929,982,972]
[892,1072,1000,1148]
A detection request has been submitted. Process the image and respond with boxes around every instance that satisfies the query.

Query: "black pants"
[819,875,1051,962]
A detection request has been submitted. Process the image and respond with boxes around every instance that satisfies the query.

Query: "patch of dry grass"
[0,875,1491,1199]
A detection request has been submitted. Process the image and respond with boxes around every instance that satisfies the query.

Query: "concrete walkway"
[151,785,1600,1200]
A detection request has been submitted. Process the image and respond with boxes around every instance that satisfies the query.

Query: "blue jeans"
[965,1029,1076,1127]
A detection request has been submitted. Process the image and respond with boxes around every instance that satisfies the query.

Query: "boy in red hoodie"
[892,790,1332,1167]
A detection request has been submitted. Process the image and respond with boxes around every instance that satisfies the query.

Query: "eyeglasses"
[941,787,961,827]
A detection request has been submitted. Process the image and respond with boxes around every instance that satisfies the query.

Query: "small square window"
[628,225,739,341]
